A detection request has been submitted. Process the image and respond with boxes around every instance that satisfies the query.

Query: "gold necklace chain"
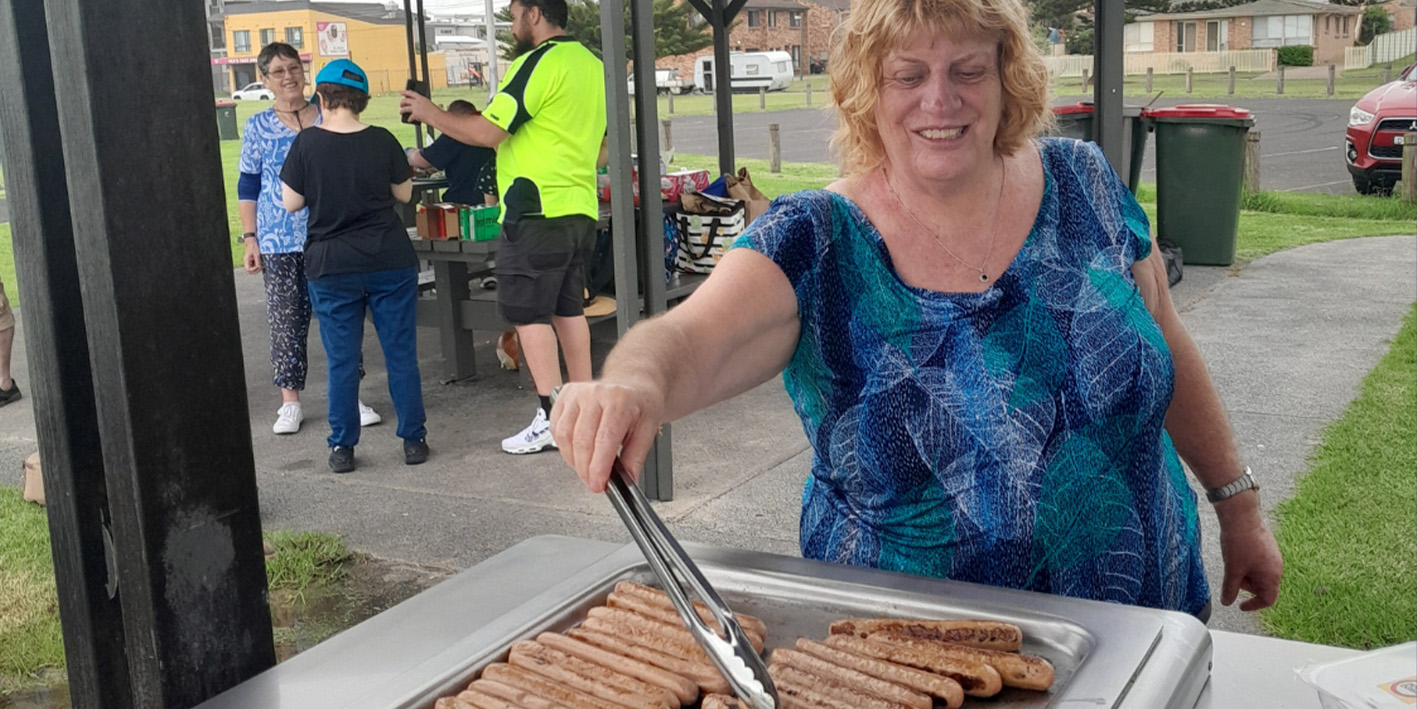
[881,156,1006,284]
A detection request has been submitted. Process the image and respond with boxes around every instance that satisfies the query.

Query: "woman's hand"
[243,240,262,274]
[550,381,665,494]
[1215,492,1283,611]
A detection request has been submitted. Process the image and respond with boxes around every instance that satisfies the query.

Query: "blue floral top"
[238,107,322,254]
[732,138,1208,615]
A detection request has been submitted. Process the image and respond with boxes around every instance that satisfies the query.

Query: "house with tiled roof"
[1129,0,1366,65]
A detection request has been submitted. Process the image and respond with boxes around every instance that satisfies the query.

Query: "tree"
[1360,6,1392,44]
[1026,0,1089,36]
[1066,16,1094,55]
[496,0,713,63]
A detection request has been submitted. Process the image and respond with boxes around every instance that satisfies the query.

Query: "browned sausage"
[468,679,573,709]
[537,632,699,704]
[795,639,963,708]
[567,627,733,696]
[509,639,677,709]
[700,694,744,709]
[584,607,711,663]
[768,663,917,709]
[822,635,1003,697]
[481,662,638,709]
[771,648,931,709]
[866,630,1054,691]
[433,697,475,709]
[607,590,766,653]
[455,688,521,709]
[829,618,1022,652]
[610,582,769,640]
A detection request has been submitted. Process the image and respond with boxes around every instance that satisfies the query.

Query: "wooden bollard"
[1082,68,1090,92]
[1145,67,1153,93]
[1185,67,1193,93]
[1383,63,1392,84]
[668,90,674,114]
[1243,130,1261,194]
[769,124,781,173]
[1276,65,1285,95]
[805,82,812,106]
[759,85,766,109]
[1228,66,1236,95]
[662,119,673,153]
[1402,134,1416,204]
[1327,64,1335,97]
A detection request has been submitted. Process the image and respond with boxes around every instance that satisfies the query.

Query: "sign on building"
[317,21,349,56]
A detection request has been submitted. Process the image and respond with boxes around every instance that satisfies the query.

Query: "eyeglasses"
[264,66,304,80]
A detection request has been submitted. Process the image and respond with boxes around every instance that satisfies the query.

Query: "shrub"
[1360,7,1392,46]
[1277,45,1314,67]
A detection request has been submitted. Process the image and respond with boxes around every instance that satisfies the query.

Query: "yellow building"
[221,1,447,95]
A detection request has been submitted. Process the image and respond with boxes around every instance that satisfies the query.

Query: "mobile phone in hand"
[402,79,430,124]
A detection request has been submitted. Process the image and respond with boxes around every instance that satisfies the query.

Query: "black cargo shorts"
[495,214,598,326]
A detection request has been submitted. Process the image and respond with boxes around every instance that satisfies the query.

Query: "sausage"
[700,695,744,709]
[482,662,640,709]
[829,618,1022,652]
[768,663,916,709]
[866,629,1054,691]
[467,679,572,709]
[567,627,733,696]
[434,697,475,709]
[770,648,931,709]
[610,581,770,639]
[607,590,766,653]
[455,688,522,709]
[537,632,699,705]
[822,634,1003,697]
[795,639,964,708]
[584,607,712,663]
[509,640,677,709]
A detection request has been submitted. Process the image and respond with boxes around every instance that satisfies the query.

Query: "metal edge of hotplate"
[361,542,1211,709]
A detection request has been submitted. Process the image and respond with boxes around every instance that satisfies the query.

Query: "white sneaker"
[501,408,556,454]
[272,402,303,435]
[358,400,382,427]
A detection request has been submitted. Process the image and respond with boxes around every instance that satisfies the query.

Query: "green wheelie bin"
[215,100,239,141]
[1145,104,1255,266]
[1049,102,1149,195]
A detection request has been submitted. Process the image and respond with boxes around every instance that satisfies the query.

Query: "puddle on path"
[0,557,448,708]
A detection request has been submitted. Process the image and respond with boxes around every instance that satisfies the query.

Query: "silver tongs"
[605,459,779,709]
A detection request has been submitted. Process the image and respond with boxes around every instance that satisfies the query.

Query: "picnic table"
[410,202,707,383]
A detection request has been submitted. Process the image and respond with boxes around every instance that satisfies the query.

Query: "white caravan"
[692,51,794,93]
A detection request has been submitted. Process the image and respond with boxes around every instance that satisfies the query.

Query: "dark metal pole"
[416,0,435,140]
[602,0,637,343]
[404,0,424,146]
[1093,0,1125,173]
[712,0,735,176]
[0,0,131,704]
[630,0,672,501]
[41,0,276,702]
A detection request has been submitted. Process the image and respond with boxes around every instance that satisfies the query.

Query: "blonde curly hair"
[828,0,1054,175]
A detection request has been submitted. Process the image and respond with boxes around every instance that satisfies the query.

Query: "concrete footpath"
[0,234,1411,636]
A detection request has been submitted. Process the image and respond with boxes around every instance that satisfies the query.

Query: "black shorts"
[496,214,598,326]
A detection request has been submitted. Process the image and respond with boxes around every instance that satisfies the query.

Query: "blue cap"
[315,59,368,94]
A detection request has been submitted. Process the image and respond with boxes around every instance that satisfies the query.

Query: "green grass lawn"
[0,499,354,695]
[1052,54,1414,101]
[1261,306,1417,649]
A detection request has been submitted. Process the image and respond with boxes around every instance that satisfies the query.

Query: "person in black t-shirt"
[280,58,430,474]
[406,99,498,206]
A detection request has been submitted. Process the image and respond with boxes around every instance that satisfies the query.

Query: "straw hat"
[583,289,617,317]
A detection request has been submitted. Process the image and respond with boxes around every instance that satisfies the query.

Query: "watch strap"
[1206,467,1258,503]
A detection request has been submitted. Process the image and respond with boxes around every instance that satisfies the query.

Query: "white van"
[627,68,692,96]
[693,51,794,93]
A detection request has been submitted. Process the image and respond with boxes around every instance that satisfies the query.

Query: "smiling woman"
[550,0,1284,621]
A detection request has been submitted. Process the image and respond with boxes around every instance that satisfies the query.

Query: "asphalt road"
[667,96,1360,195]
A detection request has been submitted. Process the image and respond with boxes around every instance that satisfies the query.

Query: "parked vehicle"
[627,68,692,96]
[692,51,794,93]
[1345,62,1416,195]
[231,82,274,101]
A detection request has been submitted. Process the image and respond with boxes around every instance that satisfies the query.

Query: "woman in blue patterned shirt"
[552,0,1282,618]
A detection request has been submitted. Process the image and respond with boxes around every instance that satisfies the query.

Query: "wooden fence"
[1043,49,1275,78]
[1344,27,1416,70]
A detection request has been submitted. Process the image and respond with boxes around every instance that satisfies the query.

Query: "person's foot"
[328,446,355,474]
[272,402,302,435]
[358,400,382,427]
[404,438,430,465]
[501,408,556,455]
[0,382,22,408]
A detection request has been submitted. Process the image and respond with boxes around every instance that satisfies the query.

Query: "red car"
[1346,62,1416,195]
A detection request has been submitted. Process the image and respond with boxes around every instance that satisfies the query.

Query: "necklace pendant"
[979,272,989,283]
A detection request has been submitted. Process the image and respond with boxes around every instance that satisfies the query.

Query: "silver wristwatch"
[1206,467,1258,503]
